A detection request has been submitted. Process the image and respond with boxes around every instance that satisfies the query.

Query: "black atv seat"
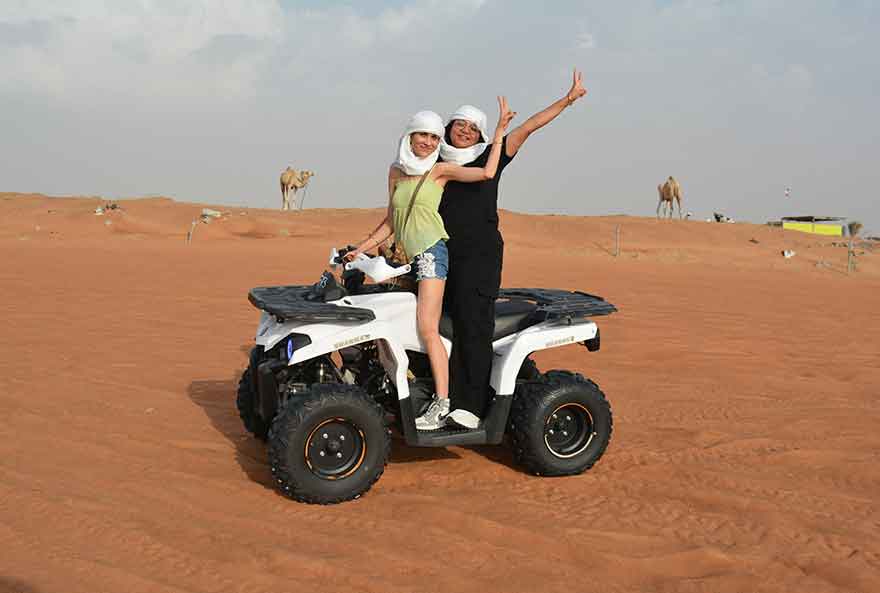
[439,300,540,342]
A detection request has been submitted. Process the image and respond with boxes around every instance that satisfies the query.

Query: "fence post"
[847,236,854,274]
[614,225,620,257]
[186,219,197,244]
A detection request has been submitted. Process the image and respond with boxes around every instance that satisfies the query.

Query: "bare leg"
[416,278,448,399]
[656,199,662,219]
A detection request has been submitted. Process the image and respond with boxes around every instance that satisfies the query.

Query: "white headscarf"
[393,110,444,176]
[439,104,490,165]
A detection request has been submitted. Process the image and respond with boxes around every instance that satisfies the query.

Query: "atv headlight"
[280,334,312,361]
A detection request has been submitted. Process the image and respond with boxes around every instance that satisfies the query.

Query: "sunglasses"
[452,120,481,135]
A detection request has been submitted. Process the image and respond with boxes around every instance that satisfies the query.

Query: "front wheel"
[237,368,269,441]
[268,383,390,504]
[509,371,612,476]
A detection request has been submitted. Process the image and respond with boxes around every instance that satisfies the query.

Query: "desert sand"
[1,192,879,593]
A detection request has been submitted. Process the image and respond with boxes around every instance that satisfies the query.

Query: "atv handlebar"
[330,245,357,266]
[345,253,411,283]
[329,246,411,283]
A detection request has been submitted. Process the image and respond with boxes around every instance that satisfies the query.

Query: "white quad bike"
[238,246,617,504]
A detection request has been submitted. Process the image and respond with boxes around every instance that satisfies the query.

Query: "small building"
[781,216,847,237]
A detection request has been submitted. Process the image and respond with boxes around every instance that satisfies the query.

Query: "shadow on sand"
[0,577,41,593]
[389,428,522,472]
[592,241,617,257]
[187,372,492,491]
[389,440,461,463]
[464,444,520,472]
[187,377,275,492]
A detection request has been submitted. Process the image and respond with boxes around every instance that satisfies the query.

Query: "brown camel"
[657,176,683,220]
[279,167,315,211]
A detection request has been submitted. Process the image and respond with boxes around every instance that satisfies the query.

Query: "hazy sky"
[2,1,878,232]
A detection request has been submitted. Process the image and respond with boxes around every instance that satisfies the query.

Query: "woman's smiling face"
[410,131,440,158]
[449,119,481,148]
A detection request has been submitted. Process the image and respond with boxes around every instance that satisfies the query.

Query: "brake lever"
[329,245,357,267]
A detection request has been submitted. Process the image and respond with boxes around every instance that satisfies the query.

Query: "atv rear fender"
[489,319,599,396]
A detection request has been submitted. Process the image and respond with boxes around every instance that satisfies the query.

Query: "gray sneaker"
[415,396,450,431]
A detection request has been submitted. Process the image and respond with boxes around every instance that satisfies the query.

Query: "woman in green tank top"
[347,97,515,430]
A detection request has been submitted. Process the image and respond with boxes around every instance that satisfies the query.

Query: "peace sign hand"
[495,95,516,139]
[566,68,587,104]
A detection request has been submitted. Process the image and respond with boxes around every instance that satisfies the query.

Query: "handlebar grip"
[333,245,357,264]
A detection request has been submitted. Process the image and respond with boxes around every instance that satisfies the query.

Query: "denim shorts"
[412,240,449,281]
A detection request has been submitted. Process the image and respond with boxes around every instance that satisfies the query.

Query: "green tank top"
[391,176,449,259]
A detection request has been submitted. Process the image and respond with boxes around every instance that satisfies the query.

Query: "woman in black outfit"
[439,69,588,429]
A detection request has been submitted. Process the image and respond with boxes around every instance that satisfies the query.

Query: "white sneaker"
[415,396,450,431]
[445,409,480,429]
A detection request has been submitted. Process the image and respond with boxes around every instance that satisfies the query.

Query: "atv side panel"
[490,320,599,396]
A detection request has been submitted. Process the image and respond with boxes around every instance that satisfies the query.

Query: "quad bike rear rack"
[497,288,618,321]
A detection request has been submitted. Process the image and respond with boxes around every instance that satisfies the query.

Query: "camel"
[279,167,315,211]
[656,176,683,220]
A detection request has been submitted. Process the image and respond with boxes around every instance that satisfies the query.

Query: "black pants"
[444,242,502,417]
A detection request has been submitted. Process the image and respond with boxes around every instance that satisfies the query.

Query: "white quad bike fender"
[489,319,598,395]
[255,291,451,401]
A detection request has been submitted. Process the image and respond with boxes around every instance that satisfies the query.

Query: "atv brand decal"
[545,336,576,348]
[333,334,371,349]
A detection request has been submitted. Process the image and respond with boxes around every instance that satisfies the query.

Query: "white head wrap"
[393,110,444,176]
[439,104,490,165]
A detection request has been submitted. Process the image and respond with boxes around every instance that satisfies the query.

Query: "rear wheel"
[509,371,612,476]
[268,383,390,504]
[517,356,541,381]
[237,368,269,441]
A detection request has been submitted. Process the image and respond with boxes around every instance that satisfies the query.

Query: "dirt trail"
[2,194,879,593]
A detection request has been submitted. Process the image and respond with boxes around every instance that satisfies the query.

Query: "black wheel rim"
[304,418,366,480]
[544,403,594,459]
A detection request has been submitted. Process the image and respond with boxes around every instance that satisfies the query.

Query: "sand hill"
[2,192,878,593]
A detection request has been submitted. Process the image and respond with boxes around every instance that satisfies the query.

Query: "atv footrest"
[412,428,488,447]
[411,426,488,447]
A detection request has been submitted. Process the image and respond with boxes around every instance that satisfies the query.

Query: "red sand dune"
[2,193,879,593]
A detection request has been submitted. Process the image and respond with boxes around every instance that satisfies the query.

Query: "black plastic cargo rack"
[498,288,617,320]
[249,285,614,324]
[249,286,375,323]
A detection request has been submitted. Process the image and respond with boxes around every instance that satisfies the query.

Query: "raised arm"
[436,96,516,183]
[505,68,587,157]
